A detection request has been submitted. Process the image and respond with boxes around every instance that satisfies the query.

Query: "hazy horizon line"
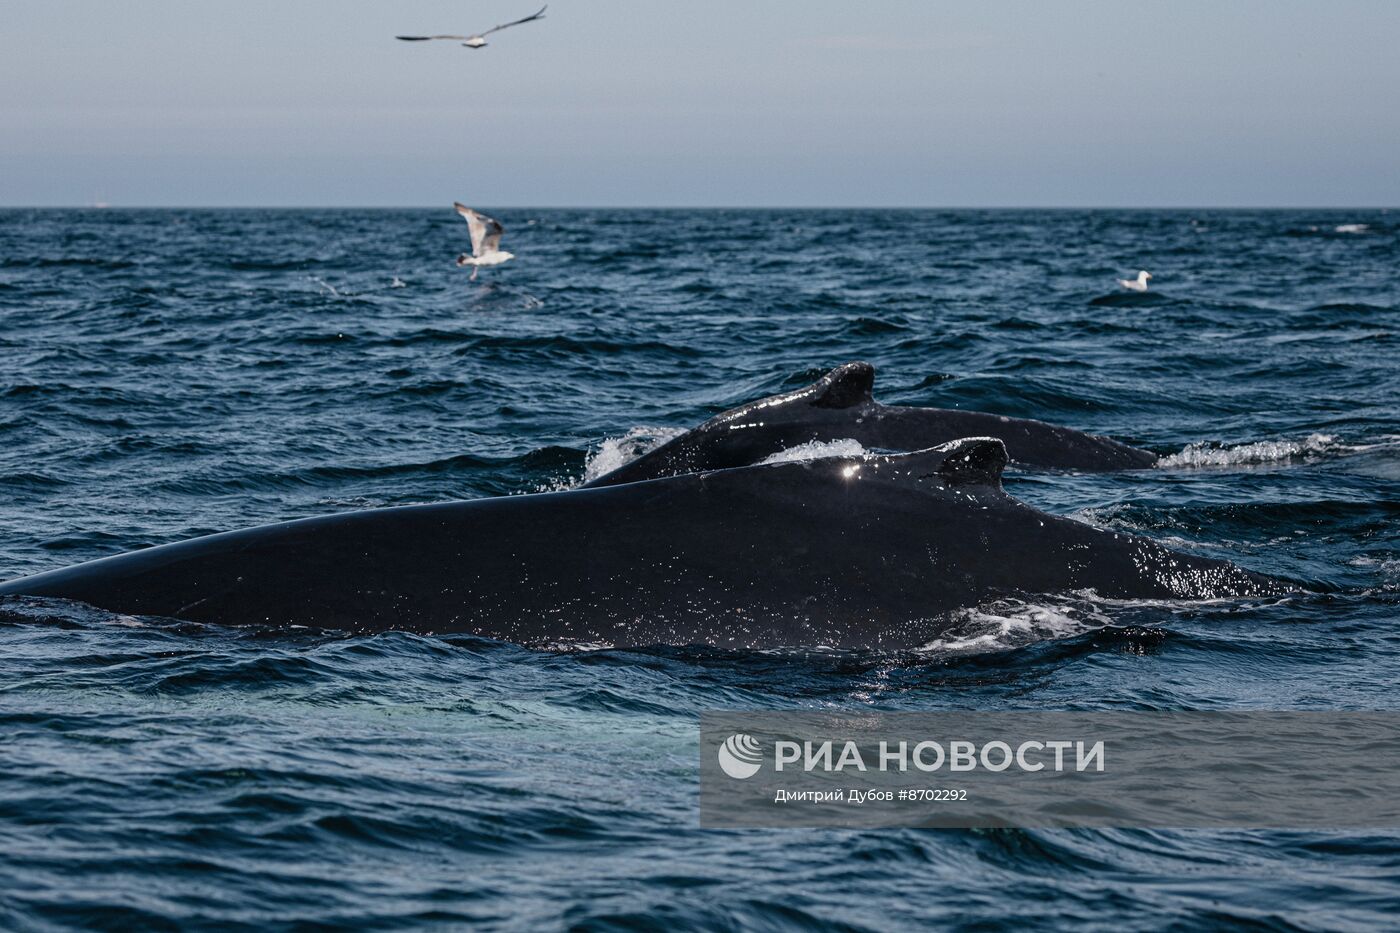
[2,204,1396,212]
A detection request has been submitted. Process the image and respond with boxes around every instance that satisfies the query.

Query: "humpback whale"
[585,362,1156,488]
[0,439,1281,650]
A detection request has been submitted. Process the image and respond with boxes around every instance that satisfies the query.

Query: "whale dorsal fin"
[873,437,1007,488]
[809,361,875,410]
[703,361,876,429]
[935,437,1008,486]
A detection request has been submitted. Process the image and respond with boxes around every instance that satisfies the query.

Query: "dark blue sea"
[1,208,1398,930]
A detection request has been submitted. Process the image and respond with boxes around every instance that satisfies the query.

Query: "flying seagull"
[397,5,546,49]
[1117,270,1152,292]
[454,203,514,280]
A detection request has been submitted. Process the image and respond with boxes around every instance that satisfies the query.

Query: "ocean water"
[1,208,1398,930]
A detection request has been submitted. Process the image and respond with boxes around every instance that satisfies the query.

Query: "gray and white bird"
[453,203,514,280]
[397,5,546,49]
[1117,270,1152,291]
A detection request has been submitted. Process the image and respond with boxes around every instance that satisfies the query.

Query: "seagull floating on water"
[454,204,514,280]
[396,5,546,49]
[1117,270,1152,292]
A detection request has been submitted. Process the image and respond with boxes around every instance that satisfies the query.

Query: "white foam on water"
[1376,559,1399,589]
[912,595,1114,654]
[1159,433,1339,469]
[538,639,617,653]
[1334,223,1371,234]
[308,276,341,297]
[1064,505,1123,531]
[579,426,688,485]
[1349,556,1400,590]
[758,438,868,465]
[909,590,1282,656]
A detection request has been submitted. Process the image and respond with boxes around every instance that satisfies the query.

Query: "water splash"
[913,596,1113,654]
[1159,433,1340,469]
[758,438,867,465]
[580,426,688,484]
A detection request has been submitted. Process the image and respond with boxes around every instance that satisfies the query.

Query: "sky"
[2,1,1397,207]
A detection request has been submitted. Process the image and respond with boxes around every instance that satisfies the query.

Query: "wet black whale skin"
[586,362,1157,488]
[0,440,1278,650]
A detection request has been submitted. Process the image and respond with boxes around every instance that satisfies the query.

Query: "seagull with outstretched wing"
[454,203,514,280]
[397,5,546,48]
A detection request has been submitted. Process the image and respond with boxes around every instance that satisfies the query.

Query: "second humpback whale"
[586,362,1156,487]
[0,439,1282,650]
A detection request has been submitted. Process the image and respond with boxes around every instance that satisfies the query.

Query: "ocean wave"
[227,258,329,271]
[1087,291,1182,308]
[150,447,586,497]
[0,256,137,270]
[843,316,910,336]
[1304,302,1395,314]
[458,335,703,358]
[1347,556,1400,591]
[1285,222,1389,237]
